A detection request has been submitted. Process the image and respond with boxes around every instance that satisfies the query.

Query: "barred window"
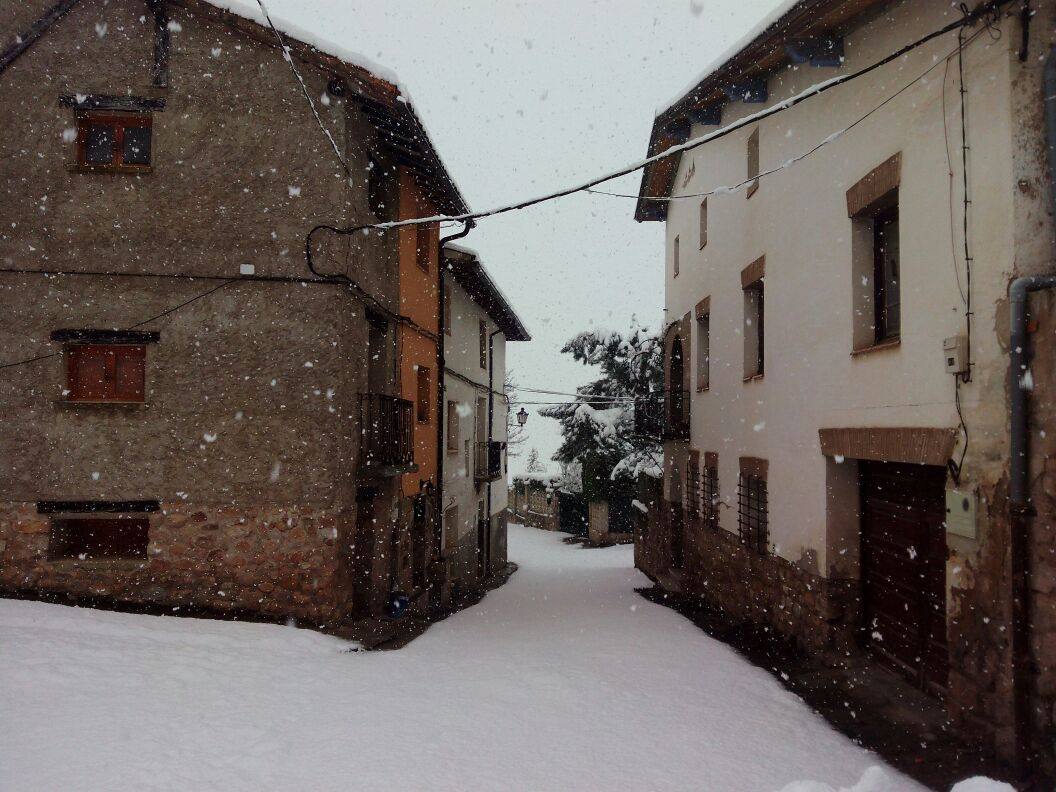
[737,473,768,554]
[702,464,719,529]
[687,458,701,520]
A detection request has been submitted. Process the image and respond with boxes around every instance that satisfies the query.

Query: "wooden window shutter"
[114,345,146,401]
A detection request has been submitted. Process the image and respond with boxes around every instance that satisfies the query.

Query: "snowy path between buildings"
[0,526,945,791]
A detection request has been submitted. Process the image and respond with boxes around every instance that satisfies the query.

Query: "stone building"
[0,0,467,627]
[440,244,529,591]
[633,0,1056,776]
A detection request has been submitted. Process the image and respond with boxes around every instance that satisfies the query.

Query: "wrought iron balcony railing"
[359,393,416,475]
[474,440,503,482]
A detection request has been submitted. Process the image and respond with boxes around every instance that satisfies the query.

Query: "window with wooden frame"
[479,320,488,369]
[737,458,768,554]
[416,366,431,423]
[76,111,152,171]
[673,235,680,278]
[699,198,708,248]
[416,222,435,272]
[743,281,764,379]
[873,206,900,343]
[848,154,902,352]
[48,516,149,560]
[446,400,460,452]
[702,454,720,530]
[746,128,760,198]
[65,344,146,403]
[695,297,710,392]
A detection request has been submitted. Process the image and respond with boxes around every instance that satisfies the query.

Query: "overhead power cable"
[0,279,237,372]
[587,26,988,202]
[303,0,1013,272]
[253,0,353,182]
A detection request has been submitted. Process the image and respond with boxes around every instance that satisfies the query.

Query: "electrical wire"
[302,0,1014,261]
[0,279,237,371]
[588,28,989,202]
[252,0,353,182]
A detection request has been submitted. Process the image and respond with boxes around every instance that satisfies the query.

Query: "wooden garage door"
[860,461,948,695]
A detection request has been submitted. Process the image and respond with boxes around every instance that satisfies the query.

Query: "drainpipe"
[486,327,504,577]
[435,220,473,605]
[1006,40,1056,776]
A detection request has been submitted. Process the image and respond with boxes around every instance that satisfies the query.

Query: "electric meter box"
[944,336,968,375]
[945,488,977,539]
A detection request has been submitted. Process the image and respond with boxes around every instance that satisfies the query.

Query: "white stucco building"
[440,244,530,589]
[634,0,1056,774]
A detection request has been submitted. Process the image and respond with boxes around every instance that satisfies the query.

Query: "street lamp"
[516,407,529,427]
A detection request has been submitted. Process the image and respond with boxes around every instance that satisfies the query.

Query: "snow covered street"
[0,525,923,791]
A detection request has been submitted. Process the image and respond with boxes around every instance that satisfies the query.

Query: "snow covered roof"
[0,0,468,216]
[443,244,531,342]
[188,0,470,216]
[634,0,887,222]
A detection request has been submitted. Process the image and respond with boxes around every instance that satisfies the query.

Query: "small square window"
[75,112,152,170]
[66,344,146,403]
[49,516,149,560]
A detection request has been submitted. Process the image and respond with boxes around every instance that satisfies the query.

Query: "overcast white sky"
[252,0,784,474]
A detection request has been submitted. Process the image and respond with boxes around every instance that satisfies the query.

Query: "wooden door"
[860,462,948,695]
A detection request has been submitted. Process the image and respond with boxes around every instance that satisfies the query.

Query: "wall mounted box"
[944,335,968,375]
[946,488,977,539]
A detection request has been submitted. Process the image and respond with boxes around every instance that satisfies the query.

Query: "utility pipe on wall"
[435,220,473,603]
[1005,40,1056,776]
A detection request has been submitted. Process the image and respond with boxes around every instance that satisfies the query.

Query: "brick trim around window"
[818,427,958,466]
[740,255,765,288]
[846,152,901,217]
[739,456,768,480]
[695,296,710,320]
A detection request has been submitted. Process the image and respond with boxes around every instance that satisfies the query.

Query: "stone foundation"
[0,500,357,625]
[640,499,859,662]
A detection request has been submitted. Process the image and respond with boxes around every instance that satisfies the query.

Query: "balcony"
[634,392,689,441]
[359,393,417,476]
[474,440,503,483]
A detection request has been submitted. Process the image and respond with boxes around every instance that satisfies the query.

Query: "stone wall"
[0,500,360,625]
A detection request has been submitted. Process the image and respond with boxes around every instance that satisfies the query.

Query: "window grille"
[737,473,768,554]
[702,465,719,530]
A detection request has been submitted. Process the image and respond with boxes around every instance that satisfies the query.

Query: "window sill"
[67,163,153,175]
[45,558,148,571]
[696,384,709,393]
[742,373,764,383]
[850,338,901,357]
[55,399,149,408]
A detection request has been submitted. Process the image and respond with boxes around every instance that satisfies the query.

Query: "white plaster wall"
[662,0,1017,574]
[441,273,509,557]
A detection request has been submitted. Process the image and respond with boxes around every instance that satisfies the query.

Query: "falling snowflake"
[288,185,301,198]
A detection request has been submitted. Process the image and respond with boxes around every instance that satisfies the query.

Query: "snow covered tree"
[540,317,663,498]
[525,447,544,473]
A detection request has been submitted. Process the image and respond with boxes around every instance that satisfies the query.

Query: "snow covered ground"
[0,526,957,791]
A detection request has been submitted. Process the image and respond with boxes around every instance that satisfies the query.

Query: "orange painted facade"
[397,168,440,498]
